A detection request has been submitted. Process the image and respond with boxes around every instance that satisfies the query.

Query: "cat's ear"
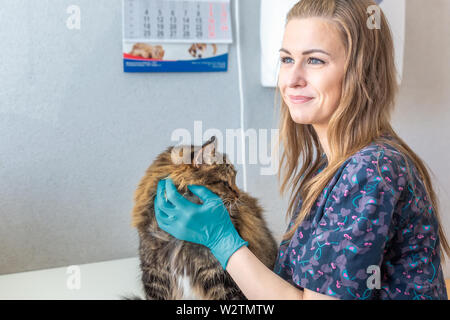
[193,136,217,168]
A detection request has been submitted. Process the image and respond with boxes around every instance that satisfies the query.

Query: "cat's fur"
[130,136,278,300]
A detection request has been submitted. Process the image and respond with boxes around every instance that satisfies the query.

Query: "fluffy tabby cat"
[130,136,278,300]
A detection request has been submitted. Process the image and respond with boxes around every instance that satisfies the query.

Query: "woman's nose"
[287,76,307,88]
[286,65,307,88]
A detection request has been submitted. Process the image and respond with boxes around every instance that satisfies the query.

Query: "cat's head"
[132,136,241,228]
[166,136,240,205]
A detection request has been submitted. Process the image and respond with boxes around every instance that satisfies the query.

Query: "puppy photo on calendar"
[129,43,165,60]
[188,43,217,59]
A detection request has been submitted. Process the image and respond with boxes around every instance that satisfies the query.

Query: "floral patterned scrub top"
[273,137,448,300]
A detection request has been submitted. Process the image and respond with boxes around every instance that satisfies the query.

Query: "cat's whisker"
[210,201,226,212]
[223,201,231,210]
[223,197,238,212]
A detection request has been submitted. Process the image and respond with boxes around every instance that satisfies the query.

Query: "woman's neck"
[313,123,330,160]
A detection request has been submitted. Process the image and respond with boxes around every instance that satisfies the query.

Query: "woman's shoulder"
[339,134,414,193]
[355,133,400,155]
[348,134,410,171]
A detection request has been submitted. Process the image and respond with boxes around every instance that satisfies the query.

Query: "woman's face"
[278,18,347,128]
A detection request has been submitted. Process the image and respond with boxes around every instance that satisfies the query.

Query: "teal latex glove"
[154,178,248,270]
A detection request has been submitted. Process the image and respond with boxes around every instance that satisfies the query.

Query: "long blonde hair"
[276,0,450,260]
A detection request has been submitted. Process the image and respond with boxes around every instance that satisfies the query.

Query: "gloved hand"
[154,178,248,270]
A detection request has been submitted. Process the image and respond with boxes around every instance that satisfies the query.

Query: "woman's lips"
[288,95,314,104]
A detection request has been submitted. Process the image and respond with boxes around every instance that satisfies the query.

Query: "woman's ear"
[193,136,217,168]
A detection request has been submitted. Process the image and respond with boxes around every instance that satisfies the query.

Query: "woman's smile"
[288,95,315,104]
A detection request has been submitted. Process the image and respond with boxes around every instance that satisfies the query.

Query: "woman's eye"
[280,56,293,64]
[307,57,325,65]
[280,56,325,65]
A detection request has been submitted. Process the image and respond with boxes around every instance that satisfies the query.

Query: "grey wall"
[1,0,449,280]
[0,0,247,275]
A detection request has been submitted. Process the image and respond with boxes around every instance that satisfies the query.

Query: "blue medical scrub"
[273,135,448,300]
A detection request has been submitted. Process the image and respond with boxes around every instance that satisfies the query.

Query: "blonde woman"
[154,0,449,300]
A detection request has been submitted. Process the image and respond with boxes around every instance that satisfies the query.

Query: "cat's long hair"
[276,0,450,260]
[131,137,278,299]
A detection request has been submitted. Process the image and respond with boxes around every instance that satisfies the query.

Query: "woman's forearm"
[226,246,304,300]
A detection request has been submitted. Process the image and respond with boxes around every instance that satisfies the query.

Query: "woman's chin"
[288,110,313,125]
